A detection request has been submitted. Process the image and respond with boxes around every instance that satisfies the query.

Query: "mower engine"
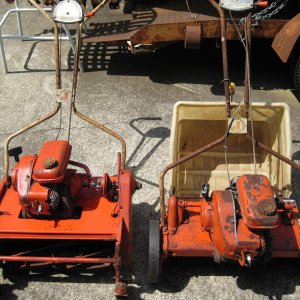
[10,140,126,220]
[199,174,286,265]
[163,174,300,267]
[11,141,91,219]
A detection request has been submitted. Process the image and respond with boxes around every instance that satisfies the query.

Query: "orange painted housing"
[237,175,279,229]
[0,141,139,297]
[32,141,71,183]
[163,175,300,266]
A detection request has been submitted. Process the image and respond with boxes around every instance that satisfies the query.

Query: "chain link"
[252,0,288,20]
[185,0,197,19]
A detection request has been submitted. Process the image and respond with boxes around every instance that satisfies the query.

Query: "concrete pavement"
[1,1,300,299]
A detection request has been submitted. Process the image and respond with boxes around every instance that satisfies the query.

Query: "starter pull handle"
[8,147,23,163]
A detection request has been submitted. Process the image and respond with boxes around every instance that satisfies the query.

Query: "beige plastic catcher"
[169,101,292,198]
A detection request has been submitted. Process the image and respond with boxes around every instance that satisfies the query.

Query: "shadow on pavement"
[2,30,300,300]
[129,258,300,300]
[68,39,295,94]
[127,117,170,188]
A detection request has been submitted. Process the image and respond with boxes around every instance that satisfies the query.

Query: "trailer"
[81,0,300,92]
[3,1,300,91]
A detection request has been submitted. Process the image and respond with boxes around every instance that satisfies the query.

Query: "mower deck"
[0,168,134,296]
[0,176,119,239]
[164,197,300,260]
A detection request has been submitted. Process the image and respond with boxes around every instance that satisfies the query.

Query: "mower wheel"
[148,219,160,283]
[2,265,29,283]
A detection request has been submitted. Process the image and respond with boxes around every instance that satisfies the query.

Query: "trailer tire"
[148,219,160,284]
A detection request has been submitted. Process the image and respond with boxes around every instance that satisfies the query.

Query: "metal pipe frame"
[11,0,23,36]
[159,135,226,226]
[73,106,127,171]
[0,1,83,74]
[160,0,232,226]
[0,255,115,264]
[243,13,252,118]
[159,126,300,227]
[209,0,231,118]
[71,23,127,170]
[3,0,122,190]
[245,133,300,171]
[4,102,62,187]
[0,3,51,74]
[83,0,110,21]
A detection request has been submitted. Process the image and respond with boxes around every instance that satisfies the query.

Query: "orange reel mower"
[148,0,300,283]
[0,1,140,297]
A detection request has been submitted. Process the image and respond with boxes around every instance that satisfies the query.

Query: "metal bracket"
[228,117,247,134]
[57,89,71,102]
[184,25,201,49]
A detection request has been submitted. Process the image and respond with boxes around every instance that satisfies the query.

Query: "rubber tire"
[148,219,160,284]
[293,53,300,96]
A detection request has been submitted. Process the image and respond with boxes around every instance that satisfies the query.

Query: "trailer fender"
[272,13,300,63]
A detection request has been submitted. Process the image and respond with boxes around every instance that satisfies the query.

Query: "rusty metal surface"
[115,281,128,297]
[272,13,300,63]
[209,0,231,118]
[243,13,251,118]
[159,135,225,226]
[27,0,61,89]
[227,19,286,39]
[4,102,62,187]
[237,175,279,229]
[127,5,219,45]
[84,0,110,21]
[129,19,286,46]
[84,1,286,45]
[73,104,127,170]
[161,181,300,265]
[84,9,158,43]
[246,133,300,171]
[212,191,237,258]
[0,256,115,264]
[184,25,201,49]
[84,0,218,45]
[71,24,127,169]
